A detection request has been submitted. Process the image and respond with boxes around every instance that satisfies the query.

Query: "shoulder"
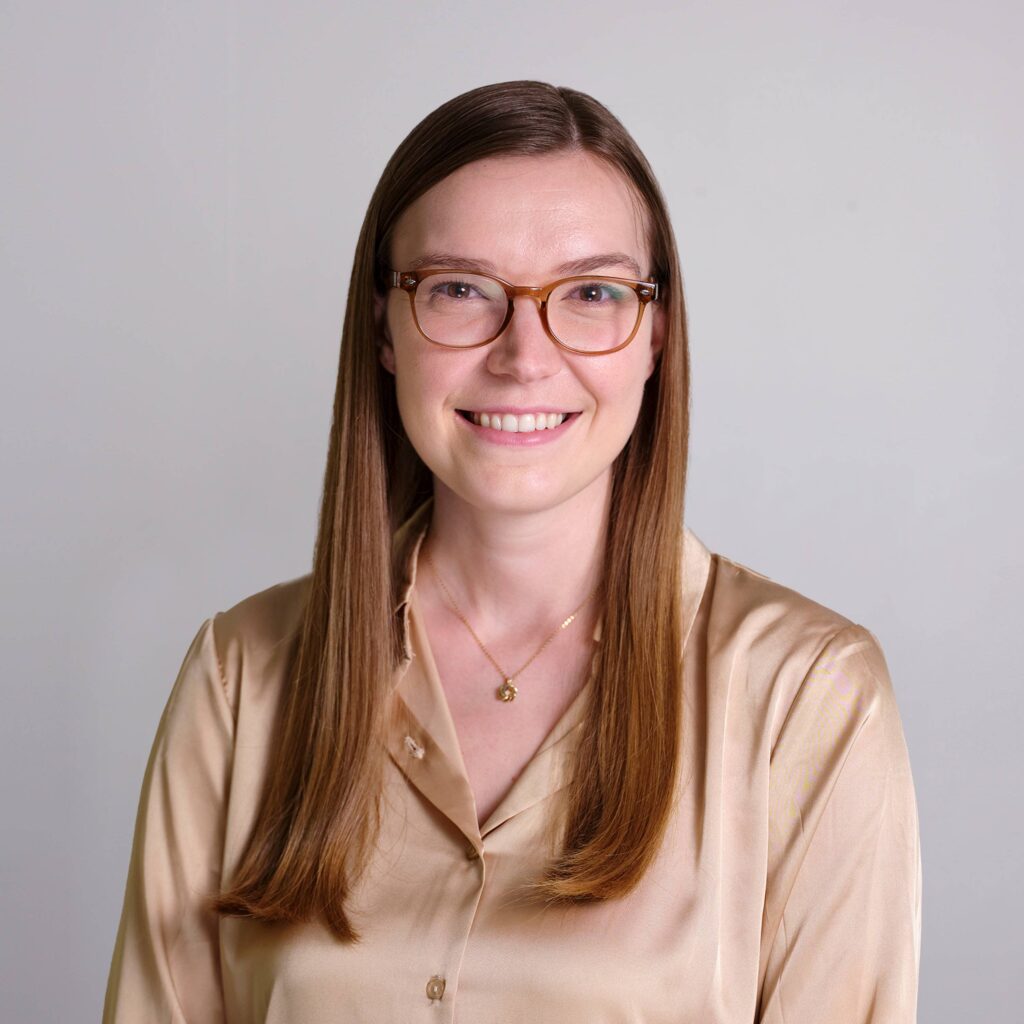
[697,537,858,653]
[208,573,312,717]
[695,540,891,748]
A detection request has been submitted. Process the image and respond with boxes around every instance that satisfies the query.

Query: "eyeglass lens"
[412,272,643,352]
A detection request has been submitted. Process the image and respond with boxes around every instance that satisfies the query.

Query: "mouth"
[456,410,582,433]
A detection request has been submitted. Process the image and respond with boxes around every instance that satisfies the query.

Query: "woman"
[104,81,921,1022]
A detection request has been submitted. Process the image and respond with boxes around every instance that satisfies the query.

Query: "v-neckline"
[398,584,594,838]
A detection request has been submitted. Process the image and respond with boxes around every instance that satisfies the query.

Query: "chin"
[447,476,576,515]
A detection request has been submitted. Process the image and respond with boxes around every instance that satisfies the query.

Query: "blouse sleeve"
[758,624,922,1022]
[102,616,234,1023]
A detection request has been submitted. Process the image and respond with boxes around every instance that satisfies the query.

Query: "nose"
[484,294,562,380]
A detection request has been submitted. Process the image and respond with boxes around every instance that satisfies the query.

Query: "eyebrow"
[404,251,645,279]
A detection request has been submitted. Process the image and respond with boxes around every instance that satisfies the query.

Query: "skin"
[374,150,665,821]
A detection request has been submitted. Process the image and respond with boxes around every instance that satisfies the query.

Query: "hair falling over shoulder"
[208,79,691,942]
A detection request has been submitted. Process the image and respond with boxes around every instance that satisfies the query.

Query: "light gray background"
[2,1,1020,1019]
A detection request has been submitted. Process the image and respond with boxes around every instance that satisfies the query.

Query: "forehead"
[389,151,650,279]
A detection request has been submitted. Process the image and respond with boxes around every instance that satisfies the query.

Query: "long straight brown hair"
[210,80,691,942]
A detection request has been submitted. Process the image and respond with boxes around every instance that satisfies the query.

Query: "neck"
[419,474,611,641]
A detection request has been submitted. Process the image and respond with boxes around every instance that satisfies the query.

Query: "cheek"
[590,355,650,419]
[391,347,462,431]
[393,367,431,431]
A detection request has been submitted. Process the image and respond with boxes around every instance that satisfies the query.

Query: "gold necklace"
[422,546,598,703]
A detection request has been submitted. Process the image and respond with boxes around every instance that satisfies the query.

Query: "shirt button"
[465,846,480,860]
[426,975,446,1000]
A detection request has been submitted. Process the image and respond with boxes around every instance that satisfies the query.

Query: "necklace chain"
[421,544,598,702]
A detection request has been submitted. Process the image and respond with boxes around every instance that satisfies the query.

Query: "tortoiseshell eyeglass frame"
[386,267,660,356]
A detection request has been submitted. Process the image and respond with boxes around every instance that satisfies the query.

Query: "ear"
[374,289,396,376]
[645,299,666,379]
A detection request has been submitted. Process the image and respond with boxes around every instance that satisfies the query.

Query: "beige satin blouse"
[103,497,922,1022]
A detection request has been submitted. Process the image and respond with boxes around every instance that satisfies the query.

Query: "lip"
[454,409,581,446]
[461,406,580,416]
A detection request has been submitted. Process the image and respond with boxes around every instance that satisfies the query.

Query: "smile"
[454,409,582,445]
[456,410,578,433]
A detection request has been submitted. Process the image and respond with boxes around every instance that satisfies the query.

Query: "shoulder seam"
[765,625,884,970]
[772,705,876,965]
[770,623,874,760]
[208,612,231,708]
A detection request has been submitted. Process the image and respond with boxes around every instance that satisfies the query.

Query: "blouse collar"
[385,494,713,845]
[390,494,712,668]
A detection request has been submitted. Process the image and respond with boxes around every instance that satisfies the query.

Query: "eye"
[430,279,480,300]
[566,280,627,303]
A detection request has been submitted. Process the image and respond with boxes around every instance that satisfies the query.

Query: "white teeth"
[470,411,568,432]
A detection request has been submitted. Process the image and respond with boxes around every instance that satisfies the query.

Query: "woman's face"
[375,150,665,515]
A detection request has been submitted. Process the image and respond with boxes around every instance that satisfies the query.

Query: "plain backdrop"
[2,1,1020,1019]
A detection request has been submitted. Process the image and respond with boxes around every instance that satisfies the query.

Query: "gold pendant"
[497,678,518,702]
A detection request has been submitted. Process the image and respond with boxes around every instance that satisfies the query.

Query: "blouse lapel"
[384,496,713,849]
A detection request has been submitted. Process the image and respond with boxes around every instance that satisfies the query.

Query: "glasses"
[387,267,659,356]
